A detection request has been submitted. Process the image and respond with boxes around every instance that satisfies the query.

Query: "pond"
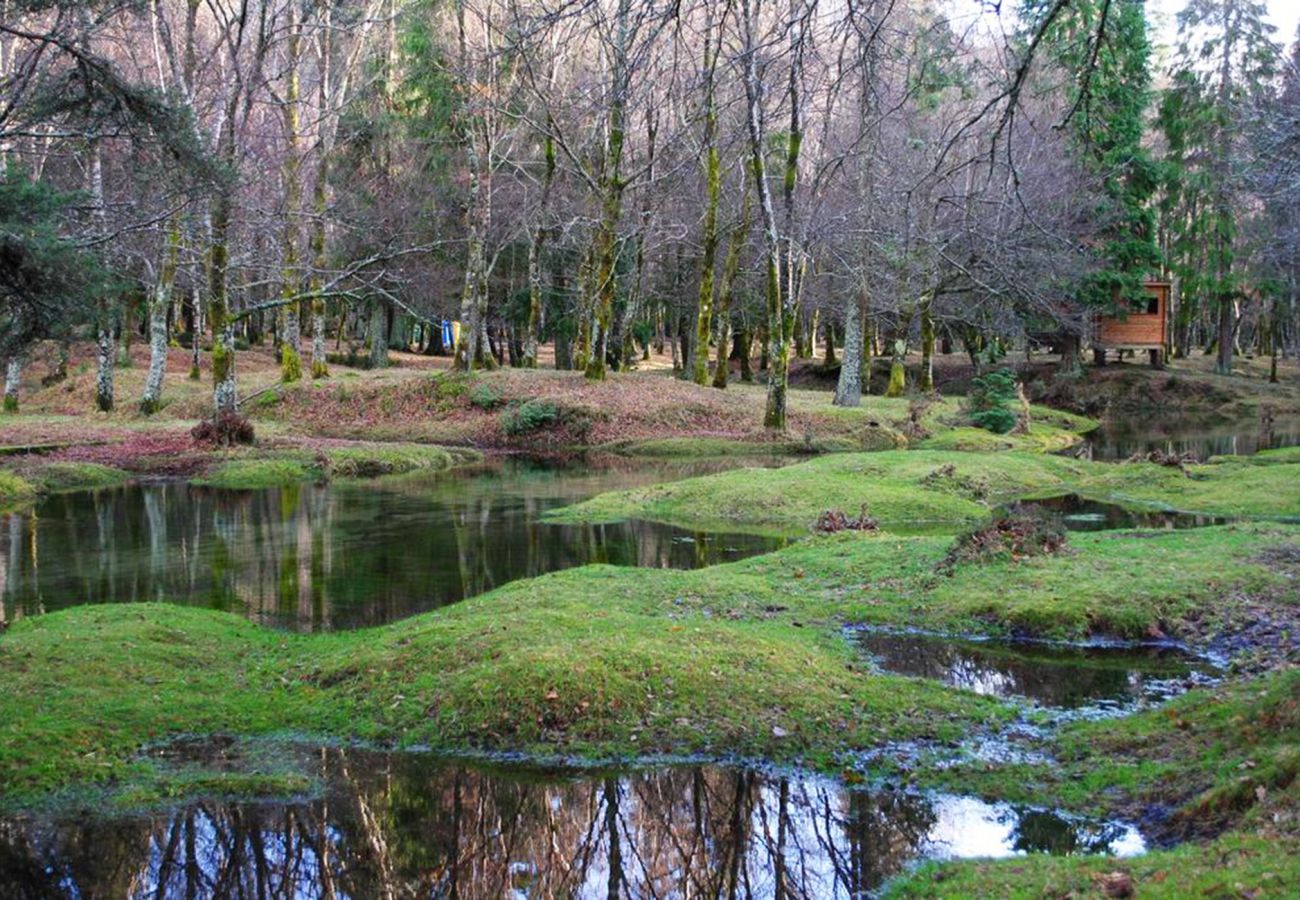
[855,631,1219,710]
[0,749,1144,898]
[1083,413,1300,460]
[0,457,787,632]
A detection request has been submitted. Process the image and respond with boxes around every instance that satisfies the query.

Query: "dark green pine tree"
[1163,0,1278,374]
[1026,0,1163,314]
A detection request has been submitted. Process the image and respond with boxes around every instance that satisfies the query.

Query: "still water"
[1083,413,1300,460]
[856,631,1218,710]
[0,749,1144,899]
[0,458,786,631]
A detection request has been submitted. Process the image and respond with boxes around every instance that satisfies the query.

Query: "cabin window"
[1145,295,1160,315]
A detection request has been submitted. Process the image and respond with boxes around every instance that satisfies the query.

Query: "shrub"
[469,381,504,410]
[966,368,1018,434]
[939,505,1068,573]
[191,411,255,447]
[501,399,559,435]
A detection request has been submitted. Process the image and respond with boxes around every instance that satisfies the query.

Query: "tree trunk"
[833,285,865,407]
[278,0,304,383]
[885,338,907,398]
[585,0,631,382]
[919,294,935,393]
[3,357,21,412]
[693,7,722,386]
[712,187,751,390]
[141,221,180,414]
[737,329,754,382]
[368,301,389,369]
[95,326,116,412]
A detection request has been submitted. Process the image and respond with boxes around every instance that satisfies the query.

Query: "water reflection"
[1083,414,1300,460]
[0,750,1143,899]
[1023,494,1228,531]
[856,632,1217,709]
[0,459,785,632]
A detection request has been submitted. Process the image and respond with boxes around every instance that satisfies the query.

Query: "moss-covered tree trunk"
[712,187,751,389]
[141,220,180,414]
[210,190,237,414]
[585,0,631,382]
[919,294,935,393]
[692,5,722,386]
[278,2,304,383]
[524,131,554,369]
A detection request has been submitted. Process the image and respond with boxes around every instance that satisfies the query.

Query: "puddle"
[855,631,1219,710]
[0,749,1144,897]
[1022,494,1229,531]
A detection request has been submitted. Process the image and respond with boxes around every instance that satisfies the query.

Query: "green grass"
[190,457,319,489]
[30,461,132,493]
[886,827,1298,899]
[0,469,37,508]
[548,449,1300,535]
[320,443,480,478]
[0,594,1009,808]
[0,461,131,510]
[0,521,1294,808]
[190,444,479,488]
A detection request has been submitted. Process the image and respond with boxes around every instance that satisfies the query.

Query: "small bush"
[191,411,255,447]
[812,505,878,534]
[939,506,1068,573]
[966,369,1018,434]
[469,381,504,410]
[501,399,559,435]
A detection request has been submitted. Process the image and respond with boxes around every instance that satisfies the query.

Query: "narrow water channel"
[0,457,786,631]
[0,748,1144,898]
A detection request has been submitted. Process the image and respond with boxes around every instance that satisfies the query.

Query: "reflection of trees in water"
[0,482,778,631]
[1006,807,1128,857]
[857,635,1200,708]
[0,753,967,898]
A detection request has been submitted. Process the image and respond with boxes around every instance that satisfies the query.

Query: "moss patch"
[548,449,1300,535]
[190,457,318,489]
[0,470,37,508]
[319,442,479,478]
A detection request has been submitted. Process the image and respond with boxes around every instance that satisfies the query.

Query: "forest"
[0,0,1298,897]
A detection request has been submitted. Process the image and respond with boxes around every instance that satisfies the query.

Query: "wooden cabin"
[1093,280,1169,367]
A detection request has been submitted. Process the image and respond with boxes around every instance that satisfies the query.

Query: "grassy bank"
[549,447,1300,535]
[1,521,1295,807]
[0,461,132,510]
[190,443,480,489]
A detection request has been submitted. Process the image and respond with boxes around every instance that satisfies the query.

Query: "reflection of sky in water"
[858,632,1217,710]
[1,757,1145,898]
